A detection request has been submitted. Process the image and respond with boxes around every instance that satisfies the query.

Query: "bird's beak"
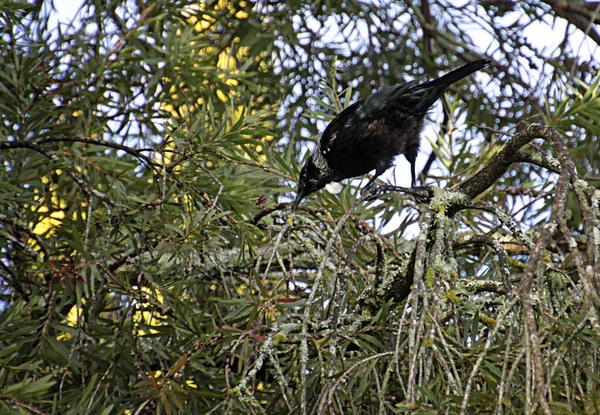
[292,189,305,210]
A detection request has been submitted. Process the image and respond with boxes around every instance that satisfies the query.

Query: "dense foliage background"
[1,0,600,414]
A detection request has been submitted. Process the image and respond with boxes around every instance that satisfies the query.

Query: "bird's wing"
[399,59,490,113]
[319,79,420,154]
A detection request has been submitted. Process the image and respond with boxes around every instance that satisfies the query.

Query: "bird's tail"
[405,59,491,112]
[427,59,491,89]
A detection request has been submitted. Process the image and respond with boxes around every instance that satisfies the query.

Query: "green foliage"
[1,1,600,414]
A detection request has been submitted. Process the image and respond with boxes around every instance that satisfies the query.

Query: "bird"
[292,59,490,209]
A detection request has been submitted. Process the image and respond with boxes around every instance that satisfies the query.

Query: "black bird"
[293,59,490,209]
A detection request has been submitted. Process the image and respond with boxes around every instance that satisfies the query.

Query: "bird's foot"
[361,183,382,201]
[369,185,433,203]
[409,186,434,204]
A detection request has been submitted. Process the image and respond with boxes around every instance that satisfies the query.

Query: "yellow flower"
[131,286,166,336]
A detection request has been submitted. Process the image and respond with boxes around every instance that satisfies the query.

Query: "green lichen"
[443,290,460,304]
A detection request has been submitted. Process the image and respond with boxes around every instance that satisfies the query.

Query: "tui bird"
[293,59,490,209]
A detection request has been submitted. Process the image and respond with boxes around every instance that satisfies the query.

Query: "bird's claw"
[409,186,433,204]
[362,184,433,203]
[361,183,381,201]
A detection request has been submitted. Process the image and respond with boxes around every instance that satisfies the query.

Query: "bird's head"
[293,155,330,209]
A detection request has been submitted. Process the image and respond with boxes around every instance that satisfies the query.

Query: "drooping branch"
[514,125,575,414]
[453,233,513,295]
[0,135,160,170]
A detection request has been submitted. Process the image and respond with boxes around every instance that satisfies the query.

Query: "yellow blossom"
[235,10,249,19]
